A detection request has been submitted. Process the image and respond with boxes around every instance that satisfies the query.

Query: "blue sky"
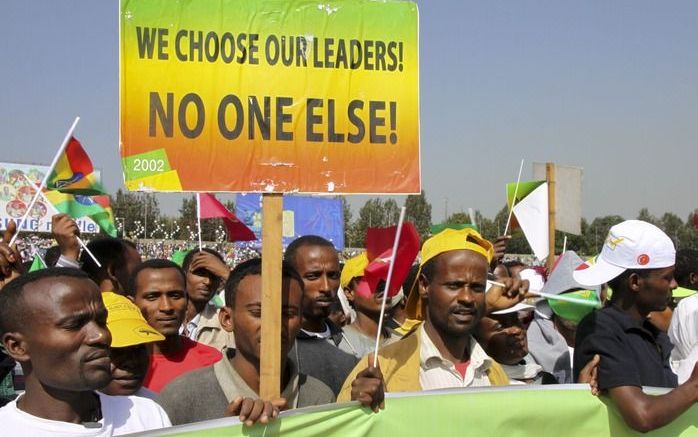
[1,1,696,223]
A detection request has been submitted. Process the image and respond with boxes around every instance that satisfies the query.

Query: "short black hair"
[44,246,61,267]
[675,249,698,287]
[80,238,138,283]
[284,235,335,269]
[224,257,303,308]
[0,268,91,335]
[181,247,224,273]
[607,268,652,298]
[126,259,186,297]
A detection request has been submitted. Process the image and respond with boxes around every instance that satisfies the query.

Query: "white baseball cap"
[573,220,675,287]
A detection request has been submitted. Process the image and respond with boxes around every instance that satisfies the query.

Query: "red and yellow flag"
[47,137,106,195]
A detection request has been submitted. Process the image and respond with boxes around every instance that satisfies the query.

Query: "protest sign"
[120,0,420,194]
[0,162,102,234]
[137,385,698,436]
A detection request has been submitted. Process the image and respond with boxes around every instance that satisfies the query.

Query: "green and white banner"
[132,385,697,436]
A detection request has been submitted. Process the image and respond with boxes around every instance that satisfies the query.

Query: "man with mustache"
[284,236,358,395]
[0,268,170,435]
[158,258,335,426]
[128,259,222,393]
[339,229,513,404]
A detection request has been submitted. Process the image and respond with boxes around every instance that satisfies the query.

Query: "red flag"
[357,222,420,299]
[693,213,698,229]
[199,193,256,241]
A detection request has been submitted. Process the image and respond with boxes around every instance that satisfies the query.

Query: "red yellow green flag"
[47,136,106,195]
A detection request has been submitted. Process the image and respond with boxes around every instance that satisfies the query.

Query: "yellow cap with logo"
[102,291,165,348]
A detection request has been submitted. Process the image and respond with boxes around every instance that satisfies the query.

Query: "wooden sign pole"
[546,162,556,272]
[259,193,283,400]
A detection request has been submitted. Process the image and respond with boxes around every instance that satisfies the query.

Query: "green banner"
[134,386,697,436]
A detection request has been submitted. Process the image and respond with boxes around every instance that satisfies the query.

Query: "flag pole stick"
[561,234,567,254]
[196,193,203,251]
[20,172,101,267]
[372,206,406,368]
[503,159,524,236]
[10,117,80,246]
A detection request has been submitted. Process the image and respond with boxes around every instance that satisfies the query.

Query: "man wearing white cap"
[572,220,698,432]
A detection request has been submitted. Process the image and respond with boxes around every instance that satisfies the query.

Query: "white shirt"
[300,324,332,339]
[668,294,698,383]
[0,392,171,436]
[419,325,493,390]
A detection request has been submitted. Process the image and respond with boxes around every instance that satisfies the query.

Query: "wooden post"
[259,193,283,399]
[546,162,556,272]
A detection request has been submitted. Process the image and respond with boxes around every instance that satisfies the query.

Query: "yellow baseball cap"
[102,292,165,348]
[406,228,494,319]
[420,228,494,266]
[340,252,369,289]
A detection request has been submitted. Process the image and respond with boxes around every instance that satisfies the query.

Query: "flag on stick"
[28,254,46,272]
[358,221,420,299]
[46,137,106,195]
[506,180,549,261]
[198,193,256,242]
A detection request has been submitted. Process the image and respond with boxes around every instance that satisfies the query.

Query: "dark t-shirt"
[573,305,678,389]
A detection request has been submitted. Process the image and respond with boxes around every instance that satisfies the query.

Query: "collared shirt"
[419,325,493,390]
[574,305,678,389]
[214,349,301,408]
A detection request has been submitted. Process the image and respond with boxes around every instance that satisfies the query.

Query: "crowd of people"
[0,212,696,435]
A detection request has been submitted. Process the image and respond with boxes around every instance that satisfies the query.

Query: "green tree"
[405,190,432,240]
[111,190,160,239]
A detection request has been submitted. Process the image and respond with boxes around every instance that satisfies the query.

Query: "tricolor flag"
[199,193,256,241]
[43,190,117,237]
[46,137,106,195]
[506,180,549,261]
[357,222,420,299]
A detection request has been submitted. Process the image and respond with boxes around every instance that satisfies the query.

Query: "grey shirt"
[338,323,399,359]
[158,350,335,425]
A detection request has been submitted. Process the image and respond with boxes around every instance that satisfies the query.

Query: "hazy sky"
[1,1,696,224]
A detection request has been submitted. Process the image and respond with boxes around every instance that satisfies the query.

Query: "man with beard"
[0,268,170,435]
[574,220,698,432]
[158,258,334,426]
[284,236,358,395]
[339,228,513,403]
[128,260,222,392]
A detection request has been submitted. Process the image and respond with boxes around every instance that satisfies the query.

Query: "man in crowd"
[574,220,698,432]
[668,249,698,384]
[181,248,234,350]
[338,252,400,359]
[128,259,222,392]
[0,268,170,435]
[284,236,358,395]
[158,258,335,426]
[100,291,164,399]
[81,238,141,295]
[339,228,513,403]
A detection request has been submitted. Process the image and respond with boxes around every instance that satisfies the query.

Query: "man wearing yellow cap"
[339,253,400,359]
[100,292,165,399]
[338,229,513,403]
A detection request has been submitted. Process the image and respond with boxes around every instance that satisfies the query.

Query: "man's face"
[18,277,112,391]
[133,268,188,337]
[478,314,528,365]
[348,278,387,318]
[293,245,340,320]
[230,274,302,365]
[103,344,149,396]
[186,268,221,304]
[115,245,141,294]
[636,266,677,314]
[420,250,488,338]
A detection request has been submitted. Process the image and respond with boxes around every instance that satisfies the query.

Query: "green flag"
[28,255,46,272]
[170,249,191,267]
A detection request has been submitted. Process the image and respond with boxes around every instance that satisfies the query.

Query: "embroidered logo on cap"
[606,234,625,250]
[637,254,650,265]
